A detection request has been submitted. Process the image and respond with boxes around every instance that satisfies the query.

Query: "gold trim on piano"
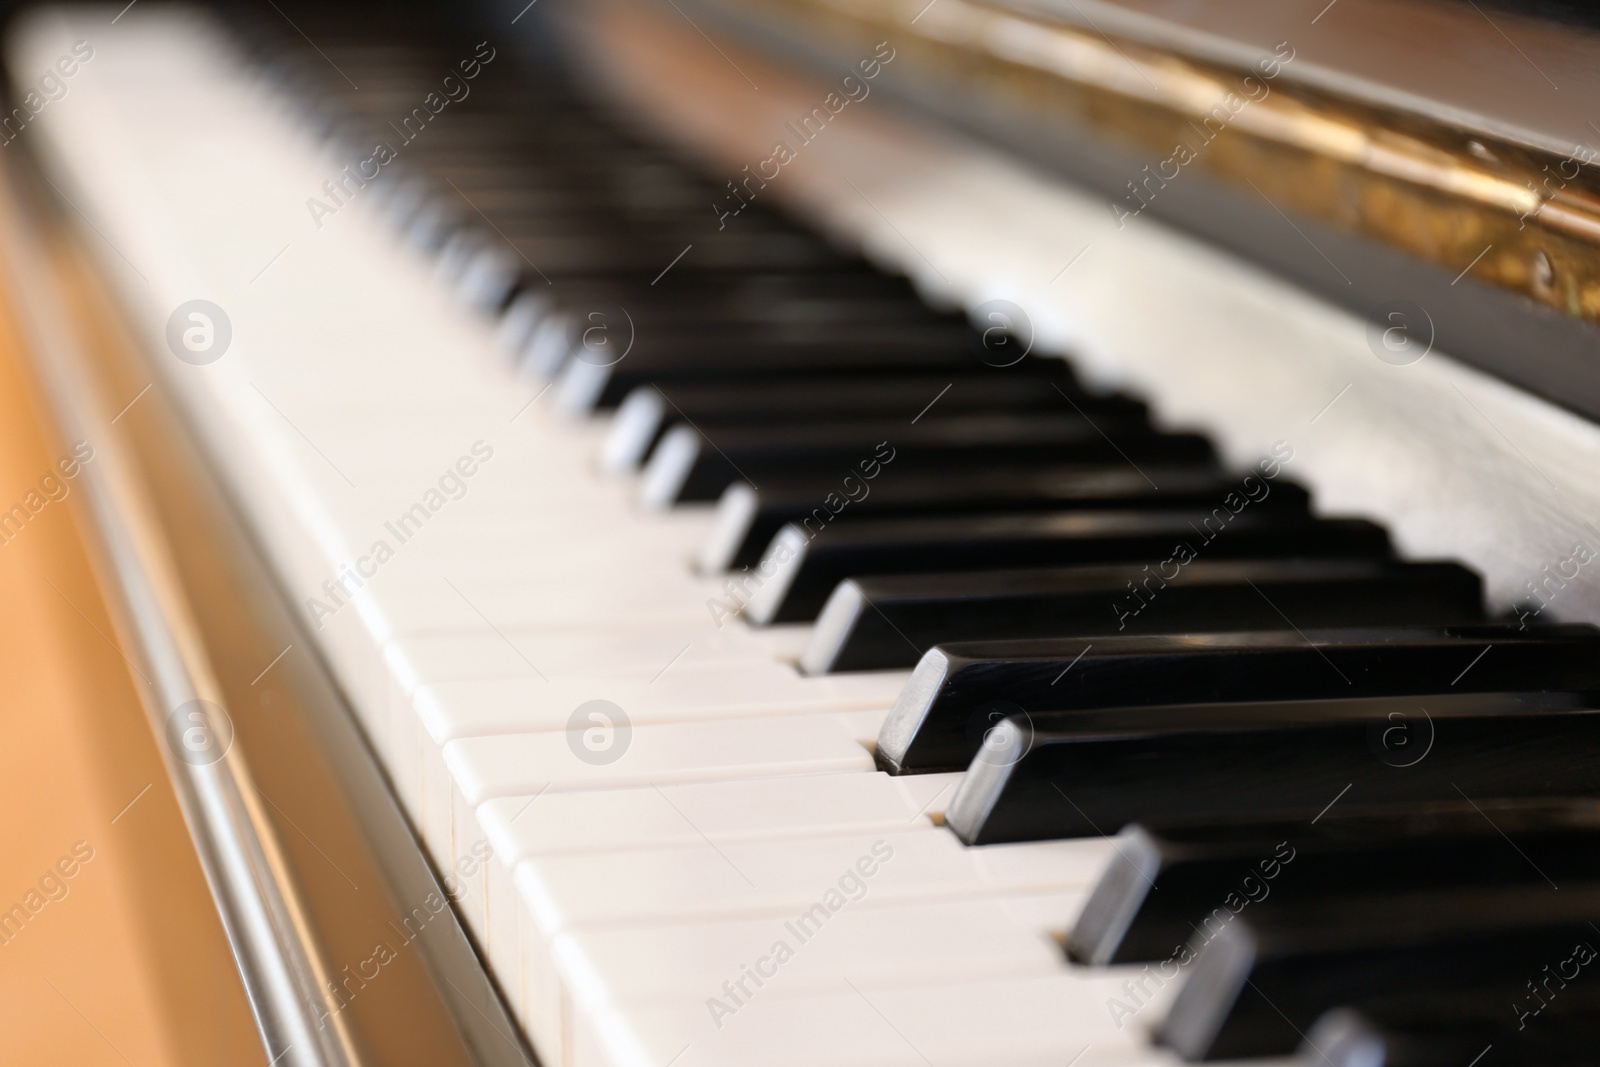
[718,0,1600,322]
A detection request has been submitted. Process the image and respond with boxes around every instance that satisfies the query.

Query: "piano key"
[376,623,810,777]
[515,827,1107,933]
[469,771,962,1031]
[436,205,855,277]
[544,290,953,334]
[881,624,1600,773]
[413,666,904,756]
[530,316,979,386]
[556,326,987,411]
[498,232,843,280]
[1302,1011,1449,1067]
[553,891,1078,1007]
[639,414,1207,508]
[807,559,1486,674]
[576,971,1155,1067]
[945,692,1600,844]
[418,677,900,856]
[544,895,1103,1067]
[516,274,936,326]
[476,772,961,861]
[601,371,1139,474]
[1301,1007,1598,1067]
[442,712,882,808]
[534,267,929,311]
[513,828,1114,1058]
[382,622,806,696]
[1160,887,1600,1060]
[1070,799,1600,965]
[698,464,1295,573]
[431,711,888,916]
[749,512,1395,624]
[336,567,716,636]
[527,303,967,376]
[505,278,940,369]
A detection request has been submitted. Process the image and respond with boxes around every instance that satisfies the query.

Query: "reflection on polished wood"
[0,207,265,1065]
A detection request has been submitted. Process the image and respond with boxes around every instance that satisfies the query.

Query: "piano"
[8,0,1600,1065]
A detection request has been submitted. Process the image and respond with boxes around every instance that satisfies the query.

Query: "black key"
[466,208,852,276]
[546,287,945,328]
[562,268,927,308]
[1160,886,1600,1060]
[1301,1008,1600,1067]
[638,412,1195,508]
[943,692,1600,845]
[881,624,1599,773]
[509,285,952,372]
[509,261,922,301]
[698,464,1286,572]
[604,372,1133,473]
[1070,799,1600,965]
[529,316,975,382]
[804,559,1484,674]
[556,325,986,410]
[510,263,1034,364]
[747,511,1391,624]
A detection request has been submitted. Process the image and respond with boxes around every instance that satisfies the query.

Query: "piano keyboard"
[19,5,1600,1067]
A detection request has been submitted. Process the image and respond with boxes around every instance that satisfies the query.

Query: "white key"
[471,772,961,1038]
[411,659,903,836]
[374,624,812,784]
[444,712,881,807]
[516,829,1111,1059]
[435,713,882,888]
[516,830,1109,934]
[414,665,904,748]
[554,892,1080,1007]
[477,772,959,861]
[579,971,1171,1067]
[385,625,809,693]
[336,572,713,653]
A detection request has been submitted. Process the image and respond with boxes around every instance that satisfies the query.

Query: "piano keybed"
[18,5,1600,1067]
